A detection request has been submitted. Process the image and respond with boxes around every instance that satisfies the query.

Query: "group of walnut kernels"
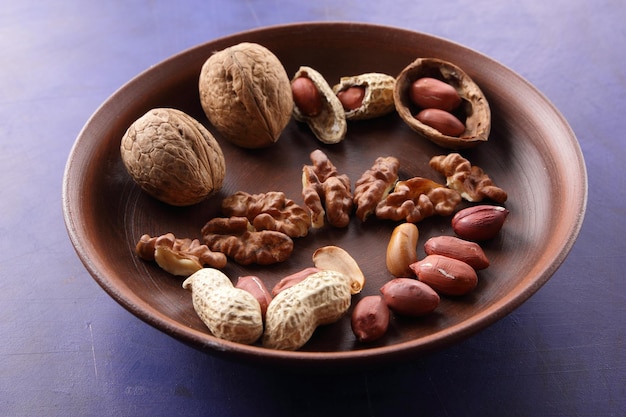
[121,42,509,349]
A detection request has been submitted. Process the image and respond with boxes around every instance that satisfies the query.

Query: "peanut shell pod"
[182,268,263,345]
[262,269,352,350]
[394,58,491,149]
[292,66,347,144]
[333,73,396,120]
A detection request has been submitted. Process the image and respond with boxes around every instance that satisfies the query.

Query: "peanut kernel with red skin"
[410,77,461,111]
[292,76,323,117]
[337,86,366,111]
[415,108,465,137]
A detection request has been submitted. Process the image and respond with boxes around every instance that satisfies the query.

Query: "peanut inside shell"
[394,57,491,149]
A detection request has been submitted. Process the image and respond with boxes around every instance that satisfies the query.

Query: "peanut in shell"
[292,66,347,144]
[333,72,396,120]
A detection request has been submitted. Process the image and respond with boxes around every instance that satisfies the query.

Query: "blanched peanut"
[415,108,465,137]
[386,222,419,277]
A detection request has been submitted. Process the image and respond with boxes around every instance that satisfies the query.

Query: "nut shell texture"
[262,270,352,350]
[292,66,347,144]
[333,73,396,120]
[182,268,264,345]
[199,42,293,148]
[120,108,226,206]
[394,58,491,149]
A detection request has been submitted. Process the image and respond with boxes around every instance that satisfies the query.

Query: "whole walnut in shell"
[198,42,293,149]
[120,108,226,206]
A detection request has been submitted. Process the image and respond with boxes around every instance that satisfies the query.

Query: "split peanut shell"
[394,58,491,149]
[332,73,396,120]
[292,66,347,144]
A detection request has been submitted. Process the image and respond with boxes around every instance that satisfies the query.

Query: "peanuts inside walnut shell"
[394,57,491,149]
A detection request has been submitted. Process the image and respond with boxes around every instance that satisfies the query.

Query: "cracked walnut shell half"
[394,58,491,149]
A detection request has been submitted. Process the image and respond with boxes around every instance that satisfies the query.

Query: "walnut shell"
[292,66,347,144]
[120,108,226,206]
[394,58,491,149]
[198,42,293,149]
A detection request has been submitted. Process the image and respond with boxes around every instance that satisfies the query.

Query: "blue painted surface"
[1,1,624,416]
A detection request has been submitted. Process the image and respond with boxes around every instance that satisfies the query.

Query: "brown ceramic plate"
[62,23,587,368]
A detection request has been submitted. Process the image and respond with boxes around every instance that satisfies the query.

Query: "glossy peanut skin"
[236,275,273,318]
[291,76,323,117]
[452,205,509,241]
[337,86,366,111]
[351,295,390,342]
[415,108,465,137]
[380,278,440,316]
[410,77,461,111]
[424,235,490,270]
[410,255,478,296]
[271,267,320,296]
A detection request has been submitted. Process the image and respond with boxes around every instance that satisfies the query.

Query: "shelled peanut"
[410,77,464,137]
[351,202,508,343]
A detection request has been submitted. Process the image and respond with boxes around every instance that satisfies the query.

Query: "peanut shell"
[263,270,352,350]
[332,72,396,120]
[182,268,263,344]
[292,66,347,144]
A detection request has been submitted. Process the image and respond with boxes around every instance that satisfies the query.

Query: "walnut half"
[301,150,353,228]
[353,156,400,221]
[429,153,508,203]
[135,233,227,276]
[201,217,294,266]
[221,191,311,238]
[376,177,461,223]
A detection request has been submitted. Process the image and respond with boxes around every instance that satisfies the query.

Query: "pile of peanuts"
[352,204,509,342]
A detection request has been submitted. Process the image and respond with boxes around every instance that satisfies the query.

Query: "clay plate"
[62,23,587,369]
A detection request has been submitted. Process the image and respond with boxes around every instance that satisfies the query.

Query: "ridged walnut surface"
[120,108,226,206]
[198,42,293,149]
